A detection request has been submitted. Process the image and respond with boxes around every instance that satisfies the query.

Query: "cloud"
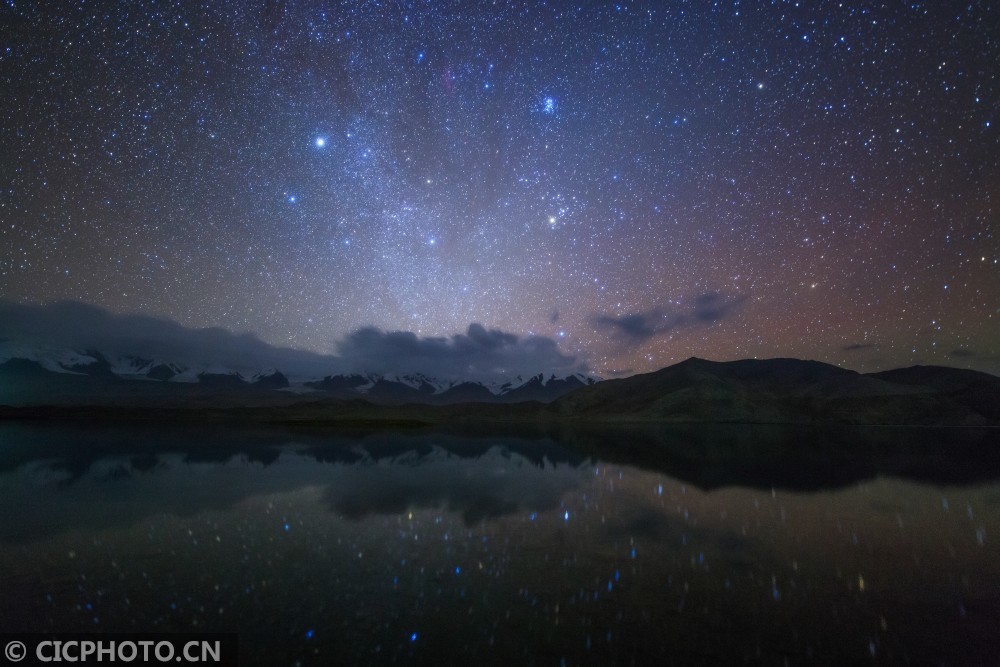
[0,299,342,379]
[0,300,582,382]
[595,291,747,343]
[692,291,748,322]
[949,348,976,358]
[335,322,583,379]
[842,343,875,352]
[595,310,676,341]
[320,439,585,525]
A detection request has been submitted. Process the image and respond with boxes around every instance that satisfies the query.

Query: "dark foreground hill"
[548,357,999,425]
[869,365,1000,421]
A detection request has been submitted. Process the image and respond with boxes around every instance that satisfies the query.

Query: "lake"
[1,423,998,664]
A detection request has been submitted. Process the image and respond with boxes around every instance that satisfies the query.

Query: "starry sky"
[1,0,997,377]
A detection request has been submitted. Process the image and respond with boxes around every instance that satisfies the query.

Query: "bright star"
[314,136,326,147]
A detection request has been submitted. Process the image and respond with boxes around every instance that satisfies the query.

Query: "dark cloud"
[595,311,674,342]
[550,310,560,324]
[842,343,875,352]
[0,299,339,378]
[336,322,583,379]
[692,291,748,322]
[0,300,582,381]
[595,291,747,343]
[949,349,976,358]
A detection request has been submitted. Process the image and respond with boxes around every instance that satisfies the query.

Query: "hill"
[548,357,996,425]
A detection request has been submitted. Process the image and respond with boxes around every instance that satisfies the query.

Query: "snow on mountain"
[302,370,599,403]
[384,373,453,393]
[0,342,597,403]
[0,342,101,375]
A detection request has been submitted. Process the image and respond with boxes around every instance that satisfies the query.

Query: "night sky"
[1,0,997,377]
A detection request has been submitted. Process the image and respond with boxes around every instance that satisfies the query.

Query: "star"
[0,0,993,378]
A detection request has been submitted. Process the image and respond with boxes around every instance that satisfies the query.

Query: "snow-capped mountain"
[304,370,597,404]
[0,301,592,406]
[0,342,597,406]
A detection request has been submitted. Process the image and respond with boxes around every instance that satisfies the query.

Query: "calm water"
[1,423,998,665]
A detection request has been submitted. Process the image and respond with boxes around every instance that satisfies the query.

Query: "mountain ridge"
[0,351,596,407]
[548,357,998,425]
[0,353,996,425]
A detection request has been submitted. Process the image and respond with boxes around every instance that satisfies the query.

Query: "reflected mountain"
[320,450,580,524]
[1,422,998,544]
[0,425,588,542]
[555,423,1000,491]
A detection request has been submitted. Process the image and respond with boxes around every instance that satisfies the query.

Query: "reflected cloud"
[322,449,581,525]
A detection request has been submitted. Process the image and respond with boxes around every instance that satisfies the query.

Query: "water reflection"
[0,423,998,664]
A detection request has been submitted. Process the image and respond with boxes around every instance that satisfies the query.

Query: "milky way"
[1,1,996,376]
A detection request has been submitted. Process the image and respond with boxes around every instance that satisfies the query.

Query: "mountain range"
[0,347,595,407]
[0,344,997,425]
